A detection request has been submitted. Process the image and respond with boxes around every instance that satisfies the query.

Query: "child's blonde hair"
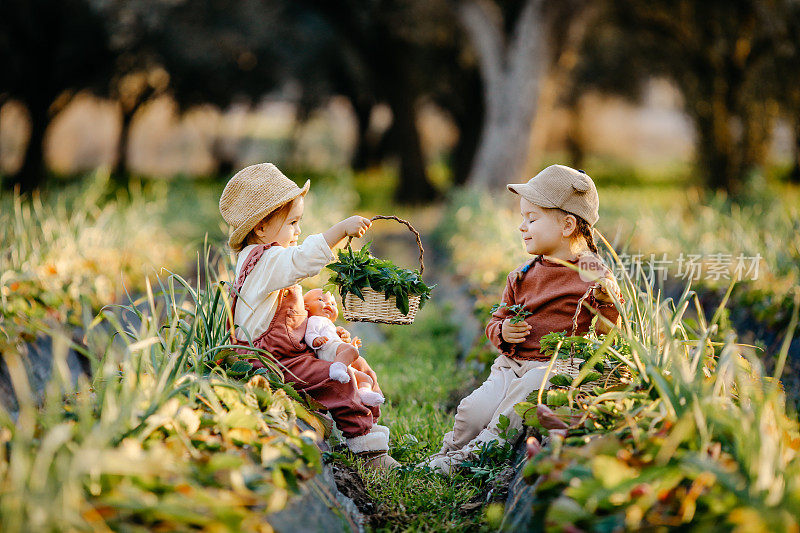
[547,208,599,256]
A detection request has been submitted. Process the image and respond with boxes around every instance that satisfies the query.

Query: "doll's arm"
[304,316,328,349]
[335,326,351,343]
[335,326,361,347]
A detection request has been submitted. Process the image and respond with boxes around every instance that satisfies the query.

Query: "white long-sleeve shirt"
[233,234,334,341]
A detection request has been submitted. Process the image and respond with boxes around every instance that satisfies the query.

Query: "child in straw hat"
[421,165,623,475]
[220,163,399,470]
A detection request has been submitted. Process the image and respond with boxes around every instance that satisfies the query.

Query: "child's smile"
[518,198,565,256]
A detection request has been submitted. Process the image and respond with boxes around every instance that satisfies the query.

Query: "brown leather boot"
[360,451,400,471]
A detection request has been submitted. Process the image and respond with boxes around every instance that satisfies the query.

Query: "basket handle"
[346,215,425,276]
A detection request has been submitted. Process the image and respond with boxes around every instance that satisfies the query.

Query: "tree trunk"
[6,98,49,193]
[459,0,548,190]
[351,101,376,171]
[389,89,438,204]
[565,102,586,170]
[112,105,135,184]
[690,87,773,195]
[693,104,740,193]
[451,107,482,186]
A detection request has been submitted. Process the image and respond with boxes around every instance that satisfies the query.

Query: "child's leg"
[469,358,556,447]
[439,356,517,453]
[280,354,378,441]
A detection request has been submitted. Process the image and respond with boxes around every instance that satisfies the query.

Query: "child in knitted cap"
[421,165,623,475]
[303,288,385,407]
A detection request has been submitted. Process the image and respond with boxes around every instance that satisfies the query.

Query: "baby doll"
[303,289,385,407]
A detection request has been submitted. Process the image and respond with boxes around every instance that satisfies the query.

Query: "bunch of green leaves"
[490,302,532,324]
[539,329,632,361]
[325,242,434,315]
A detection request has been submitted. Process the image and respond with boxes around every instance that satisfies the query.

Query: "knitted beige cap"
[219,163,310,250]
[507,165,599,226]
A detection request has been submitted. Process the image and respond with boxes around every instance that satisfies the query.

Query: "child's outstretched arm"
[323,216,372,249]
[243,216,371,297]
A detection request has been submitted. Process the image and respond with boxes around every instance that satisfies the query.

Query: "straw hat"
[507,164,599,226]
[219,163,310,250]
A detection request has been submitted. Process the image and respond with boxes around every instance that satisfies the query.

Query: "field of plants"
[2,171,799,531]
[433,181,800,530]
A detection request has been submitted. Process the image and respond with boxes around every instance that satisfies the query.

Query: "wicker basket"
[551,357,634,394]
[340,215,426,325]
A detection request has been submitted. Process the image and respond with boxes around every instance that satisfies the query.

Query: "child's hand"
[501,317,531,343]
[324,216,372,248]
[313,337,329,348]
[351,336,362,348]
[341,216,372,238]
[592,274,619,304]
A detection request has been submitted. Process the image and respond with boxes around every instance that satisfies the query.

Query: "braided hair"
[574,215,598,255]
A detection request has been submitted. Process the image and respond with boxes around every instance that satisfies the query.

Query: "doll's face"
[303,289,339,321]
[518,198,576,256]
[253,196,304,248]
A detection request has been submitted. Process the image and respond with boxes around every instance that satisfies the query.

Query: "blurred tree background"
[1,0,799,197]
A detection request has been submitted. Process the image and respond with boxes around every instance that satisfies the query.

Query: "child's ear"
[562,213,577,237]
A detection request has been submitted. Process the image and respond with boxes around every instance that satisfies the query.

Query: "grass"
[336,303,509,532]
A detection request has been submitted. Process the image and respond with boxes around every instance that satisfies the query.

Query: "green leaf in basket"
[549,374,573,387]
[350,285,365,301]
[324,242,433,316]
[396,291,410,315]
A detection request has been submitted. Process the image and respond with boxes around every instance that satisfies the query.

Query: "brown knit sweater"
[485,254,622,361]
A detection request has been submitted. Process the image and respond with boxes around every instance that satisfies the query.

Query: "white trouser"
[438,354,560,458]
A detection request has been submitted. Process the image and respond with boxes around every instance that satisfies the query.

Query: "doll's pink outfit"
[228,239,389,453]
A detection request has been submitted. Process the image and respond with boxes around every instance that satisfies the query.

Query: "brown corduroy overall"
[229,244,378,438]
